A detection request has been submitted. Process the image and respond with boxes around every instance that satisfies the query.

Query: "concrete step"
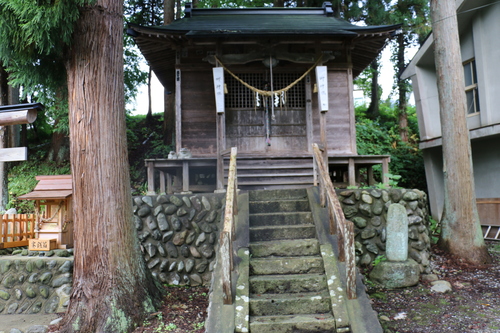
[249,313,337,333]
[250,224,316,241]
[249,188,308,202]
[250,256,325,275]
[249,291,331,316]
[250,273,327,294]
[249,199,310,214]
[249,239,320,258]
[249,211,314,227]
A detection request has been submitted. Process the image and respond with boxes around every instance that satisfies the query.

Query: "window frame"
[463,59,480,115]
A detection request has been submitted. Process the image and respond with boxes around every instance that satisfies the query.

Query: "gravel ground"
[368,241,500,333]
[43,241,500,332]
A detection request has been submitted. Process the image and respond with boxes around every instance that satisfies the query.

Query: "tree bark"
[164,0,175,25]
[46,90,70,163]
[397,33,408,143]
[366,59,380,119]
[60,1,163,331]
[146,67,153,121]
[430,0,491,264]
[0,64,9,211]
[163,0,175,146]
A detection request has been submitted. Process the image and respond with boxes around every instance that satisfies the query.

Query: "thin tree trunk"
[0,64,9,211]
[46,90,70,162]
[397,33,408,142]
[164,0,175,24]
[60,0,163,331]
[430,0,491,264]
[366,59,380,119]
[163,0,175,146]
[147,67,153,121]
[0,126,7,211]
[176,0,182,19]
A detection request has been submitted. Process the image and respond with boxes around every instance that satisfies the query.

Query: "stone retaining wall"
[337,188,431,273]
[0,189,430,315]
[0,255,73,315]
[133,193,225,286]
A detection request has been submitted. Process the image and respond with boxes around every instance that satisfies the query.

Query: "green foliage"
[0,0,84,134]
[7,159,70,213]
[428,217,440,244]
[126,113,173,195]
[193,321,205,330]
[372,255,387,267]
[124,0,164,107]
[356,101,426,190]
[384,173,401,188]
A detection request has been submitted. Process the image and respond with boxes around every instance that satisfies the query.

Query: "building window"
[463,59,480,114]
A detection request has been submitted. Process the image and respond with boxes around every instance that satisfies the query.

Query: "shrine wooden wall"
[312,69,356,155]
[180,70,217,156]
[178,64,356,157]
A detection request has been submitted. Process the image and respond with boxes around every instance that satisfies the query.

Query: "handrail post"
[312,143,357,300]
[220,147,238,305]
[346,221,357,299]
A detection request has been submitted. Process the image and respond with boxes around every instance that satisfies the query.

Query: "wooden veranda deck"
[145,153,390,194]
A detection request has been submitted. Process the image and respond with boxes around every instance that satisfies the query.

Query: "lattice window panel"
[225,72,306,109]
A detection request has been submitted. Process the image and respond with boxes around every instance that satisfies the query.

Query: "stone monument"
[369,203,420,288]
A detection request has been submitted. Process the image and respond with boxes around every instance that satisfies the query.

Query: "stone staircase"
[246,188,346,332]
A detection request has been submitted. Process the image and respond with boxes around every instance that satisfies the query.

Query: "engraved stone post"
[386,203,408,262]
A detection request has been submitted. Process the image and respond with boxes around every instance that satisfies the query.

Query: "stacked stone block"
[133,193,225,286]
[338,188,431,273]
[0,257,72,314]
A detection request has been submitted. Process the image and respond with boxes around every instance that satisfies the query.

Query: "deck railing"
[0,214,36,249]
[220,147,238,304]
[312,143,357,299]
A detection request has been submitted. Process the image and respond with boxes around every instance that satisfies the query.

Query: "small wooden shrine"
[19,175,73,249]
[128,3,399,192]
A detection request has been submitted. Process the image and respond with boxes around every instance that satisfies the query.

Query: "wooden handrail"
[220,147,238,305]
[312,143,357,300]
[0,214,36,249]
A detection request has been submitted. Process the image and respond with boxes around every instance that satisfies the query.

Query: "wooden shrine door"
[225,72,308,154]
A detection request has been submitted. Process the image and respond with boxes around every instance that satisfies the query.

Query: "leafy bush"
[355,102,426,190]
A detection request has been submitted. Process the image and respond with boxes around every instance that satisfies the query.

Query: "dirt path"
[0,313,59,332]
[368,241,500,332]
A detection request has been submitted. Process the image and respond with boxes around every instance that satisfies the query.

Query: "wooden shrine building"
[19,175,74,249]
[128,2,400,193]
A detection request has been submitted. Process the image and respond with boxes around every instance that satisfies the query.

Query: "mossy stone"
[26,286,37,298]
[0,289,10,300]
[39,285,50,299]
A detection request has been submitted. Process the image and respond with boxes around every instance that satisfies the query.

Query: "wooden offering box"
[19,175,73,249]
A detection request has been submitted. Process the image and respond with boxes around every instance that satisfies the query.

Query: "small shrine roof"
[18,175,72,200]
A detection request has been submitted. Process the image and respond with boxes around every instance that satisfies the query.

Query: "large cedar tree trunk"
[430,0,491,264]
[59,1,163,331]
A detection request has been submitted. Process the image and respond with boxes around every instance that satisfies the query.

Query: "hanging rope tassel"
[213,54,323,97]
[265,98,271,146]
[269,56,276,121]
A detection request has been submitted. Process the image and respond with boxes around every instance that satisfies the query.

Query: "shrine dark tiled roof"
[130,6,399,37]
